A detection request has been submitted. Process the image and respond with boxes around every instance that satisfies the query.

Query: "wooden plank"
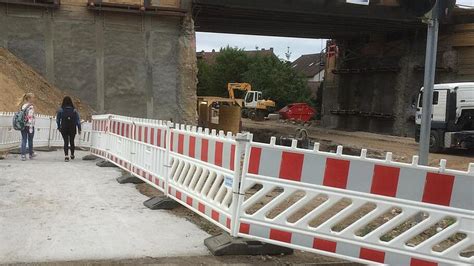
[150,0,180,8]
[101,0,142,5]
[452,32,474,47]
[457,47,474,75]
[454,23,474,32]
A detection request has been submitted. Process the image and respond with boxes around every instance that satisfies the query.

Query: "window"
[418,91,439,107]
[433,91,439,105]
[245,93,254,103]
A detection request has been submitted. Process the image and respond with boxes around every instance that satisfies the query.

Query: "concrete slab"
[0,151,210,264]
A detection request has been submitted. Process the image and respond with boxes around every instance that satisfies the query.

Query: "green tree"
[197,47,310,109]
[197,46,250,97]
[243,56,309,109]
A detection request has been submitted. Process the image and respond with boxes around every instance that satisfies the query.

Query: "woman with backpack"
[17,93,36,161]
[56,96,82,162]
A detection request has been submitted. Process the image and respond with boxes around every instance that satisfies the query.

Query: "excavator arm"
[227,83,252,100]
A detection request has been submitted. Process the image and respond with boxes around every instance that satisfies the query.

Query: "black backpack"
[61,107,76,131]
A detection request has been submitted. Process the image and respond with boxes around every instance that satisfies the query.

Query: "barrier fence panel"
[88,114,473,265]
[0,112,20,151]
[236,137,474,265]
[167,124,245,234]
[90,114,111,159]
[0,112,92,152]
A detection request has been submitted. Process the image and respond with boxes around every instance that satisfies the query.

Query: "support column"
[176,13,198,124]
[45,8,55,84]
[95,12,105,113]
[0,4,6,48]
[144,15,154,118]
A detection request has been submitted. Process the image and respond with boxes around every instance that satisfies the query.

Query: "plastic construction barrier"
[89,114,474,266]
[237,137,474,265]
[167,124,243,233]
[0,112,92,152]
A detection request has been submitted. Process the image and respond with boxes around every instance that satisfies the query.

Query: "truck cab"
[415,83,474,152]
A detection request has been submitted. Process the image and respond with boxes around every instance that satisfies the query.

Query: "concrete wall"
[0,1,197,123]
[322,26,474,137]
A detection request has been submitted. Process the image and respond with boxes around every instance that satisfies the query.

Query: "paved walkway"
[0,151,209,264]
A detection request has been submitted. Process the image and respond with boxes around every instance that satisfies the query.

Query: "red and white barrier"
[0,112,92,152]
[167,124,243,233]
[238,138,473,265]
[89,114,474,266]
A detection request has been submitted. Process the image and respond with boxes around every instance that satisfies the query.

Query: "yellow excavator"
[227,83,276,120]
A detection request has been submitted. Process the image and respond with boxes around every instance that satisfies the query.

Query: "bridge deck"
[0,151,210,264]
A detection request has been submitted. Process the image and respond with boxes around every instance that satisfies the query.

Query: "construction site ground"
[0,150,356,266]
[242,119,474,172]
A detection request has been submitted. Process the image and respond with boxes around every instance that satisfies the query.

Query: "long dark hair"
[61,96,75,109]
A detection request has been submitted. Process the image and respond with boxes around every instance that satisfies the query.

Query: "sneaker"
[21,155,26,161]
[71,155,75,160]
[29,153,37,160]
[65,156,70,162]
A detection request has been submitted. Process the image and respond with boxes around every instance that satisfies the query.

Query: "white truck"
[415,82,474,152]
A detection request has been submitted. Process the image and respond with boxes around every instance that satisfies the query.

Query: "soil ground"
[0,48,94,118]
[243,119,474,172]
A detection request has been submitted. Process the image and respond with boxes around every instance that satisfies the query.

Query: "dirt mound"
[0,48,94,119]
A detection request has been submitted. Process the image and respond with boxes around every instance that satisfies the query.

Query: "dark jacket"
[56,106,82,132]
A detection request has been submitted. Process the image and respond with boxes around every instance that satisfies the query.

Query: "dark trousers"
[61,130,76,156]
[21,127,34,156]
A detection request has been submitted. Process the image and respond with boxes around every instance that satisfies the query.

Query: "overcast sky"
[196,0,474,61]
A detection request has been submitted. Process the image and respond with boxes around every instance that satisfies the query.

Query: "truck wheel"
[241,109,248,118]
[248,110,257,120]
[429,130,443,153]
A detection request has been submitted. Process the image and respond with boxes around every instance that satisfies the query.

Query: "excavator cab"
[244,91,263,109]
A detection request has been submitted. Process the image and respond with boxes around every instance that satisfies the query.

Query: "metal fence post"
[419,1,440,165]
[163,121,173,197]
[105,115,112,158]
[130,121,136,173]
[230,132,251,237]
[47,117,53,149]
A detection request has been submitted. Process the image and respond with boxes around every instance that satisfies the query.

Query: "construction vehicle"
[227,83,276,120]
[415,82,474,152]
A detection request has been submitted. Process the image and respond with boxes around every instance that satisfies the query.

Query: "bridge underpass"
[193,0,425,38]
[193,0,473,137]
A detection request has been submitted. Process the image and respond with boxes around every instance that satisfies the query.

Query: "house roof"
[197,48,276,65]
[291,53,325,78]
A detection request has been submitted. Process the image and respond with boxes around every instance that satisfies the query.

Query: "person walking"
[18,93,36,161]
[56,96,82,162]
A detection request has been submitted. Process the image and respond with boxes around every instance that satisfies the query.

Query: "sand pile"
[0,48,94,119]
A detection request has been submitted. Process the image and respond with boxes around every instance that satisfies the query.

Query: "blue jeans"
[21,127,34,156]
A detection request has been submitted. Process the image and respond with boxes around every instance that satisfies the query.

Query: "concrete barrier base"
[116,174,144,184]
[144,196,180,210]
[34,147,57,152]
[204,232,293,256]
[82,154,98,161]
[96,160,116,167]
